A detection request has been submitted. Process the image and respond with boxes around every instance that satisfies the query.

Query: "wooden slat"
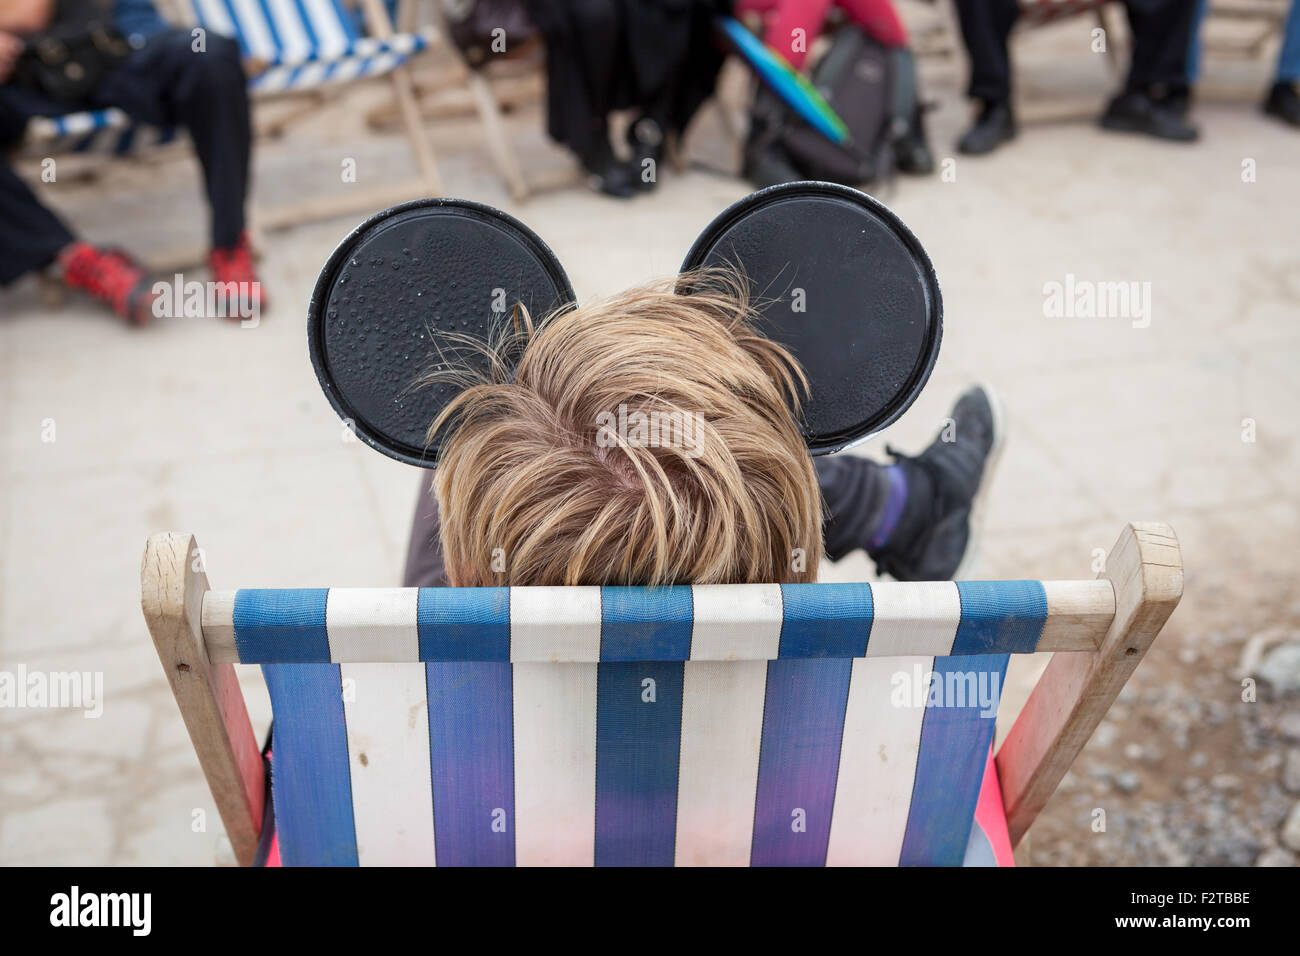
[201,580,1115,664]
[1040,579,1114,652]
[142,534,265,865]
[358,0,443,196]
[996,523,1183,847]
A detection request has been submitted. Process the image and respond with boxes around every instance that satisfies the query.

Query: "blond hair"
[423,272,821,587]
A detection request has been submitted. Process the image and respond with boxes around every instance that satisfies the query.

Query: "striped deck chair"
[142,522,1182,866]
[22,0,442,231]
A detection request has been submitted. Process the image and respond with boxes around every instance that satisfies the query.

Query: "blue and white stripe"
[186,0,430,91]
[233,582,1051,663]
[246,582,1044,866]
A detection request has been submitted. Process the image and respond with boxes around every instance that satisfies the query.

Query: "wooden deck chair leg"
[141,533,265,866]
[1097,5,1123,78]
[467,70,528,202]
[995,522,1183,847]
[389,63,444,196]
[359,0,443,196]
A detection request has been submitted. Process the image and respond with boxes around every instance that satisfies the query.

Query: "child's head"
[426,273,821,587]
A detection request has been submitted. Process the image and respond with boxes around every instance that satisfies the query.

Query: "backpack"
[745,25,918,188]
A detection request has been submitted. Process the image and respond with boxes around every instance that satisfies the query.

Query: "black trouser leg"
[0,156,76,285]
[95,30,251,248]
[815,455,893,562]
[0,88,77,285]
[1122,0,1199,93]
[526,0,624,163]
[953,0,1021,104]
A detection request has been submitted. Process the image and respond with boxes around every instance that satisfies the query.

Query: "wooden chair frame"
[142,521,1182,865]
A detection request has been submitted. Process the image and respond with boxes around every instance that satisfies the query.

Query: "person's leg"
[528,0,638,197]
[1100,0,1199,141]
[1263,0,1300,126]
[0,156,76,288]
[0,88,158,321]
[0,89,77,285]
[1279,0,1300,81]
[953,0,1020,155]
[1185,0,1210,87]
[402,478,450,588]
[818,385,1004,581]
[94,29,250,250]
[1157,0,1207,116]
[817,455,906,561]
[953,0,1019,105]
[1122,0,1198,94]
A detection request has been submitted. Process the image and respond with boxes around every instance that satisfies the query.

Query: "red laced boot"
[58,243,157,326]
[208,232,266,318]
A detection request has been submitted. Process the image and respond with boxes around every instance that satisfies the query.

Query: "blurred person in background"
[1174,0,1300,127]
[523,0,731,198]
[736,0,934,174]
[0,0,261,325]
[953,0,1200,155]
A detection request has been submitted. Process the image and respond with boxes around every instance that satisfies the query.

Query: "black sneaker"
[1100,91,1199,142]
[957,100,1016,155]
[869,385,1005,581]
[1263,81,1300,128]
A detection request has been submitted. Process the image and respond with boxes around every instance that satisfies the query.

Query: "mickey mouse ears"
[308,183,941,468]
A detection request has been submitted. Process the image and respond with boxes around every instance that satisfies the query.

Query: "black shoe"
[580,139,639,199]
[957,101,1016,155]
[1263,81,1300,128]
[868,385,1005,581]
[895,102,935,175]
[1100,91,1199,142]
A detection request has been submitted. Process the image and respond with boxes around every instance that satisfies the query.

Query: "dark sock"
[867,465,908,550]
[868,457,935,559]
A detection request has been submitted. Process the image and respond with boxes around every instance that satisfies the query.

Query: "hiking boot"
[869,384,1006,581]
[209,231,265,317]
[58,242,157,326]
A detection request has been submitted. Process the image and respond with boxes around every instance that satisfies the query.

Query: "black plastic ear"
[307,198,575,468]
[679,181,942,455]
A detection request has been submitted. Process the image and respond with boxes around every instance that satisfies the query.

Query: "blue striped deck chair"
[22,0,442,222]
[142,522,1181,866]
